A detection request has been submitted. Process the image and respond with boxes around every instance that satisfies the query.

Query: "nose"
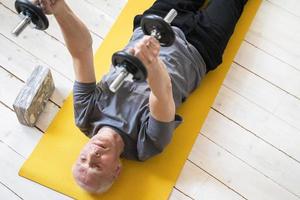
[86,149,102,169]
[87,149,102,162]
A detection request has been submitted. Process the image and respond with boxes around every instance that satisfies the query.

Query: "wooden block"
[13,66,55,127]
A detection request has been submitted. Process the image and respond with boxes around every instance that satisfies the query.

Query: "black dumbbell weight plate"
[141,15,175,47]
[15,0,49,30]
[112,51,147,81]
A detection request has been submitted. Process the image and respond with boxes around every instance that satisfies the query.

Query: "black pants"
[133,0,247,72]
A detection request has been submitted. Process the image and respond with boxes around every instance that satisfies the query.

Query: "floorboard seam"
[233,61,300,101]
[0,64,25,83]
[0,64,61,109]
[187,159,248,200]
[0,140,25,159]
[211,107,300,164]
[199,133,300,198]
[265,0,300,19]
[221,83,300,135]
[0,3,66,46]
[0,1,104,41]
[0,180,23,200]
[243,40,300,73]
[0,32,73,82]
[173,186,194,200]
[0,99,46,134]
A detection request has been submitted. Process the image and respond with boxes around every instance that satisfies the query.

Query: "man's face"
[73,129,121,190]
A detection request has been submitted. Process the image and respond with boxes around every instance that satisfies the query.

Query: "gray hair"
[93,179,114,193]
[72,164,115,194]
[75,175,115,194]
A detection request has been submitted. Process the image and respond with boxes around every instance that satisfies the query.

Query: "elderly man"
[40,0,247,193]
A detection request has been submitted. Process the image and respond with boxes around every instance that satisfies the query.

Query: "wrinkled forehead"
[79,138,98,153]
[96,126,119,137]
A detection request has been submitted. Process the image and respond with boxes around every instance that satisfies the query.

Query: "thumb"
[127,48,135,56]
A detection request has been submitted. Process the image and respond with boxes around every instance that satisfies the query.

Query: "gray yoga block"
[13,65,55,127]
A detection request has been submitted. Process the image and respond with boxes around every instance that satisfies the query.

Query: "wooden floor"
[0,0,299,199]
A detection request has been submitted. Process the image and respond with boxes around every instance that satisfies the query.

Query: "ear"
[113,163,122,179]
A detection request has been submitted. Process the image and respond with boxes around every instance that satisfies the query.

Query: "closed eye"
[94,142,107,149]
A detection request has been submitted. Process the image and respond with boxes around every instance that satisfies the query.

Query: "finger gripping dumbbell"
[109,51,147,93]
[12,0,49,36]
[141,9,178,47]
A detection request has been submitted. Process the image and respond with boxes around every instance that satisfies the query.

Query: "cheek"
[104,152,119,164]
[99,153,112,164]
[73,165,84,179]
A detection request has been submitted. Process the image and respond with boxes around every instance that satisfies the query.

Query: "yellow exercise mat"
[19,1,262,199]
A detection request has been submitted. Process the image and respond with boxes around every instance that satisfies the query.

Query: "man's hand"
[131,36,160,72]
[38,0,65,15]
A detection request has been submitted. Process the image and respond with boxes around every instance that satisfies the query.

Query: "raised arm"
[132,36,175,122]
[40,0,96,83]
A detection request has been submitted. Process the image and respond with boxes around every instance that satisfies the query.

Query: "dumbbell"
[141,9,178,47]
[109,51,147,93]
[12,0,49,37]
[109,9,177,93]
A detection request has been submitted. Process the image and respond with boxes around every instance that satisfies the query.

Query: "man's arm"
[40,0,96,83]
[148,59,175,122]
[132,36,175,122]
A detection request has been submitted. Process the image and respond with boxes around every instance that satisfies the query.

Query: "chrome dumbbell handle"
[164,9,177,24]
[12,14,31,36]
[12,0,49,37]
[108,51,147,93]
[109,68,130,93]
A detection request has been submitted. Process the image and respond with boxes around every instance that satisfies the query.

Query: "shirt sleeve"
[137,114,183,161]
[73,81,102,137]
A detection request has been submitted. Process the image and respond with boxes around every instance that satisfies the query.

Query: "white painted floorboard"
[0,182,21,200]
[246,0,300,71]
[169,188,193,200]
[0,0,299,199]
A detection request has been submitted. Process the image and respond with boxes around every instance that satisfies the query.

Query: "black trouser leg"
[187,0,248,71]
[133,0,247,72]
[133,0,206,33]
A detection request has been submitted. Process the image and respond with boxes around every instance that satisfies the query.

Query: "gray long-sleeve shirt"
[73,27,206,161]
